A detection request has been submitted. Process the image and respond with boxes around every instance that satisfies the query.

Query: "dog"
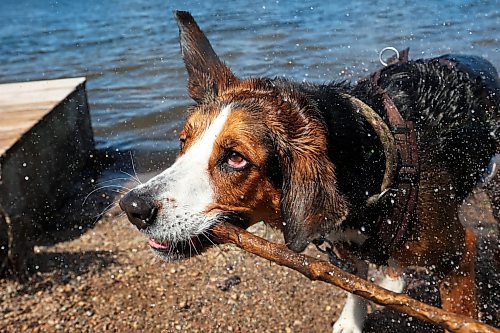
[120,11,500,332]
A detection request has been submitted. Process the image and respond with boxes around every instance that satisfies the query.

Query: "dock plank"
[0,77,86,155]
[1,76,95,273]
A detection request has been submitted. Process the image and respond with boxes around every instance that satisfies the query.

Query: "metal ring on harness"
[379,47,400,67]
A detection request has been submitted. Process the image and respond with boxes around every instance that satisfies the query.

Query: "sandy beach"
[0,191,498,333]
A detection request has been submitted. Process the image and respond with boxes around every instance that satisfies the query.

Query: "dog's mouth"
[147,232,218,260]
[145,214,248,261]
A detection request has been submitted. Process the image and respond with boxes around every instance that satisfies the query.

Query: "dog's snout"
[119,191,158,230]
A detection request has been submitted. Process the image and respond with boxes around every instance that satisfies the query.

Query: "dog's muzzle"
[119,190,158,230]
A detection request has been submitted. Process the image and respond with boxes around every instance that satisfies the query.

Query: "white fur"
[333,293,368,333]
[160,104,232,212]
[332,260,368,333]
[332,260,405,333]
[136,105,232,244]
[378,271,405,293]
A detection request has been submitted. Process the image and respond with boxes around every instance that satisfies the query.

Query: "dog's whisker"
[200,231,217,247]
[189,239,192,259]
[91,202,118,225]
[96,201,119,219]
[192,236,200,255]
[106,188,128,196]
[166,239,175,258]
[118,170,141,185]
[111,189,128,195]
[193,235,205,263]
[82,185,133,206]
[115,211,126,219]
[201,231,227,259]
[187,239,195,259]
[129,151,142,185]
[96,177,135,186]
[170,241,178,258]
[190,238,200,257]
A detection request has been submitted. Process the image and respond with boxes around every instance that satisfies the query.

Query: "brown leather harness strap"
[377,101,419,258]
[357,57,420,264]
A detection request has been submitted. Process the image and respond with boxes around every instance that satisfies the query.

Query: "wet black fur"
[272,55,499,237]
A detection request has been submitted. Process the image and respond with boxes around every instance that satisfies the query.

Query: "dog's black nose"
[119,191,157,230]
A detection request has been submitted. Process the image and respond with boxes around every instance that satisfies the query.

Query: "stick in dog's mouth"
[209,221,498,333]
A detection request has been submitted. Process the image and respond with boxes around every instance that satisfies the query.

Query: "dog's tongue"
[148,238,170,250]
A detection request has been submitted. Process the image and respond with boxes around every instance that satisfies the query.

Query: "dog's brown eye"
[227,151,248,170]
[179,138,186,150]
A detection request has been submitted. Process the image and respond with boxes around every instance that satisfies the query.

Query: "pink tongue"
[148,238,170,250]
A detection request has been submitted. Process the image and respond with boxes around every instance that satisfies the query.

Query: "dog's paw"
[332,316,364,333]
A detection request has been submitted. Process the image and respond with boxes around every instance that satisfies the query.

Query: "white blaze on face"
[140,104,232,214]
[166,104,232,211]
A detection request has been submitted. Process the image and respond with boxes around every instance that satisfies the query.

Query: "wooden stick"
[211,222,499,333]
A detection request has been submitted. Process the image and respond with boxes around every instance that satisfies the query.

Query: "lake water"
[1,0,499,173]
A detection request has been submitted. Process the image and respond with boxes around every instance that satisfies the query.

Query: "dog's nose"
[119,191,158,230]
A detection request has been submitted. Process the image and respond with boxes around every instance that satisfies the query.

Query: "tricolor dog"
[120,11,500,332]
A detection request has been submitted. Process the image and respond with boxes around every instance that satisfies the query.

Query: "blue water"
[1,0,499,171]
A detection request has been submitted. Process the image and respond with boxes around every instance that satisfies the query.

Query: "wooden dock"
[0,77,87,156]
[0,77,95,274]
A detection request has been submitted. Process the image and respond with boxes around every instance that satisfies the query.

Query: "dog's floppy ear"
[277,111,349,252]
[174,11,237,103]
[281,153,348,252]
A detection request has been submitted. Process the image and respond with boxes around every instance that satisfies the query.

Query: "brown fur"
[165,11,498,321]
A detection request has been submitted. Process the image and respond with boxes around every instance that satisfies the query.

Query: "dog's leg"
[438,227,478,319]
[332,259,369,333]
[332,262,405,333]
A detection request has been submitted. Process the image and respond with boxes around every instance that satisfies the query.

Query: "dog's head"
[120,11,348,260]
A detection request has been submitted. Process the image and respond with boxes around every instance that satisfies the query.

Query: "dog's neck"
[299,81,387,213]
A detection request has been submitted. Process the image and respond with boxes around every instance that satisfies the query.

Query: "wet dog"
[120,11,499,332]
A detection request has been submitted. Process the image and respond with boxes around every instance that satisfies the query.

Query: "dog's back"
[354,54,500,202]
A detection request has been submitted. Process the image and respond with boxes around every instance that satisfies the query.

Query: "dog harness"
[317,49,499,267]
[358,56,420,265]
[315,50,420,266]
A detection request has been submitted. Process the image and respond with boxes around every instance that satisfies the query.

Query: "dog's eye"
[179,138,186,150]
[226,151,249,170]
